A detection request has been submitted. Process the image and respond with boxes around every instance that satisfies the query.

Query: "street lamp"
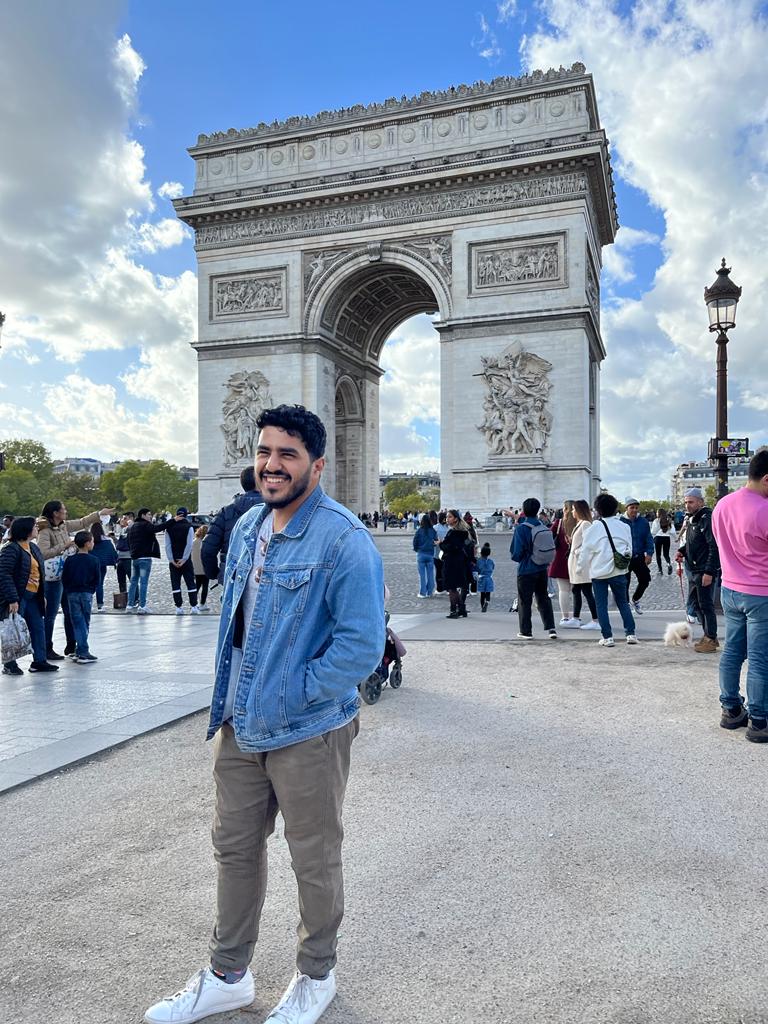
[704,259,741,499]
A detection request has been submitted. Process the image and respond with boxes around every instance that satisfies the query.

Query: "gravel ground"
[2,641,766,1024]
[100,531,688,617]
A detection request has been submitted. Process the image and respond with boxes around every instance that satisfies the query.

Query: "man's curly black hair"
[255,405,327,461]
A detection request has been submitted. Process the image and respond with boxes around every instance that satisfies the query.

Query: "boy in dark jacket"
[61,531,100,663]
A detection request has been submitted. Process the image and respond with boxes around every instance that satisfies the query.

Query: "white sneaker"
[580,621,601,630]
[560,618,581,628]
[190,606,201,615]
[144,967,255,1023]
[199,604,211,613]
[126,606,138,614]
[626,635,639,645]
[632,601,643,615]
[516,632,534,640]
[265,970,336,1024]
[686,614,697,624]
[416,594,427,599]
[598,637,615,647]
[175,607,184,616]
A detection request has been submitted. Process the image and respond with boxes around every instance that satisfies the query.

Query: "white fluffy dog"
[664,621,693,647]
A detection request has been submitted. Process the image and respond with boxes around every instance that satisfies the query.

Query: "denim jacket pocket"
[273,568,312,616]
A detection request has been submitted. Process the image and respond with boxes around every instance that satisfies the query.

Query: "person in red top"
[711,448,768,742]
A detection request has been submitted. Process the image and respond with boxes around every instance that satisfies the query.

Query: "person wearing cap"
[676,486,721,653]
[165,508,200,615]
[620,498,654,614]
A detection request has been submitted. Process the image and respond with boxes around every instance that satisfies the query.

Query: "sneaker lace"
[162,969,209,1018]
[267,974,316,1022]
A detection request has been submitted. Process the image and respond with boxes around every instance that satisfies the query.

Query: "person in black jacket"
[439,510,474,619]
[202,465,263,582]
[126,508,167,613]
[0,516,57,674]
[676,487,721,652]
[165,508,199,614]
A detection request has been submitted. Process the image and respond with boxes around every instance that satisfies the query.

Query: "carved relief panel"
[476,342,554,457]
[209,268,288,322]
[221,370,274,466]
[469,232,567,296]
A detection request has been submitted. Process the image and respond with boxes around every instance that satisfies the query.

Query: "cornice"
[191,64,592,150]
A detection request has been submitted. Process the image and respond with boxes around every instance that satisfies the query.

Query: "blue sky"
[1,0,767,499]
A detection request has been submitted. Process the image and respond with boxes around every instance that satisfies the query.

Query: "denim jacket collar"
[234,484,327,558]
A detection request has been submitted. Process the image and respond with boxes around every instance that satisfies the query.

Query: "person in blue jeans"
[61,531,100,663]
[126,508,167,612]
[0,517,58,674]
[577,493,638,648]
[90,520,118,610]
[412,514,437,597]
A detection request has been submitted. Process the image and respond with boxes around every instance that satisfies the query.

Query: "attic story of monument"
[174,63,617,514]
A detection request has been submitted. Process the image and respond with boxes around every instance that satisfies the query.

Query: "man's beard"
[259,464,313,510]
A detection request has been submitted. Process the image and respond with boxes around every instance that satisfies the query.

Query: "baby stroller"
[360,611,405,705]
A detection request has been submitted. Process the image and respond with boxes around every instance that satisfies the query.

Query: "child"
[61,530,101,663]
[476,542,495,612]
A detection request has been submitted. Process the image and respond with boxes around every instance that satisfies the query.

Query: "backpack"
[528,523,556,566]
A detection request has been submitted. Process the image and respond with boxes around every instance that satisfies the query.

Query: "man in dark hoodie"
[202,466,263,582]
[165,508,199,615]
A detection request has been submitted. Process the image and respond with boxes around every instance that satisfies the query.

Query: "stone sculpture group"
[476,342,554,457]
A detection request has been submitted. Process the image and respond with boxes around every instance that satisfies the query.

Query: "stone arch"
[334,375,364,509]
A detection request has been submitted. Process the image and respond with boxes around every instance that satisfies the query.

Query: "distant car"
[189,512,212,527]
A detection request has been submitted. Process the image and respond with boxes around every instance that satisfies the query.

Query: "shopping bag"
[1,612,33,663]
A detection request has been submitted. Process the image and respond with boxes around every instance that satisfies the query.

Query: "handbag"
[600,520,631,571]
[44,554,66,582]
[1,612,33,663]
[113,592,128,610]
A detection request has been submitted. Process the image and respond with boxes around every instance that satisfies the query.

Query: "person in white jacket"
[651,508,677,576]
[577,493,638,647]
[567,499,601,630]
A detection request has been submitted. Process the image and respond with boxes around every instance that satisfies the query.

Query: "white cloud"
[497,0,517,22]
[474,12,504,62]
[522,0,768,497]
[158,181,184,200]
[0,8,197,463]
[602,225,661,284]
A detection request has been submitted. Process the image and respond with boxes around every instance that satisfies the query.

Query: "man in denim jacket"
[146,405,384,1024]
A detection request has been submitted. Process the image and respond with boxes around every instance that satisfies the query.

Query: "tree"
[54,470,106,520]
[388,493,430,516]
[99,460,145,507]
[703,484,718,507]
[123,461,197,514]
[0,465,50,517]
[383,478,420,504]
[0,438,53,476]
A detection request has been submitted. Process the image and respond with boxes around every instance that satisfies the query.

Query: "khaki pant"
[209,716,359,979]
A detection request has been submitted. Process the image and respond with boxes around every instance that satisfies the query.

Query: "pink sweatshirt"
[711,487,768,596]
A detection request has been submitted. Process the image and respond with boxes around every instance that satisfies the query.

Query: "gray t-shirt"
[223,512,274,722]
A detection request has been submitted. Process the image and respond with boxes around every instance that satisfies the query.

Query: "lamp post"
[704,259,741,500]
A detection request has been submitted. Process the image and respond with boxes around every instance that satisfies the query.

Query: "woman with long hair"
[191,525,211,611]
[567,500,600,630]
[439,510,473,618]
[413,513,438,598]
[36,499,113,658]
[549,500,578,626]
[651,508,677,576]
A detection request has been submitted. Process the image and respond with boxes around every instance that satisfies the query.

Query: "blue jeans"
[95,565,108,607]
[417,553,435,596]
[719,587,768,719]
[591,575,636,639]
[44,577,75,652]
[67,591,93,657]
[20,592,47,663]
[127,557,153,608]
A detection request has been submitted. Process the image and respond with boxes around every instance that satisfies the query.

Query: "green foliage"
[0,465,50,517]
[100,460,144,506]
[383,478,420,503]
[0,438,53,475]
[388,493,431,516]
[55,471,105,520]
[421,486,441,508]
[122,461,197,515]
[703,484,718,506]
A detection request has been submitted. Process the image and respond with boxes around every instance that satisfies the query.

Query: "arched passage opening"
[309,252,448,512]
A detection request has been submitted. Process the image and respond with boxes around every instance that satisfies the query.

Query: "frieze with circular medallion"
[473,114,488,130]
[401,126,416,143]
[334,139,349,154]
[550,100,565,117]
[302,144,316,160]
[240,156,253,171]
[209,161,223,175]
[510,107,526,124]
[270,150,284,165]
[436,120,452,137]
[366,133,382,149]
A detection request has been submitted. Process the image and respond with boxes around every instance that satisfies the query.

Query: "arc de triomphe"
[174,63,617,514]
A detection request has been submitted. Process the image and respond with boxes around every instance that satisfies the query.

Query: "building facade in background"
[670,458,751,506]
[176,65,617,514]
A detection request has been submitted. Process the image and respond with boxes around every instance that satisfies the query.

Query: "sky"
[0,0,767,499]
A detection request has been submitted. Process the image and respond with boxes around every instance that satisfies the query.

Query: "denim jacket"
[207,485,385,752]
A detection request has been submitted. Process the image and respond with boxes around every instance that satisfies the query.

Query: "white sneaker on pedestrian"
[416,593,427,599]
[144,967,255,1023]
[632,601,643,615]
[126,606,138,614]
[686,614,697,624]
[175,607,184,616]
[560,618,581,628]
[516,632,534,640]
[264,970,336,1024]
[626,635,639,645]
[190,605,201,615]
[580,621,601,630]
[598,637,615,647]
